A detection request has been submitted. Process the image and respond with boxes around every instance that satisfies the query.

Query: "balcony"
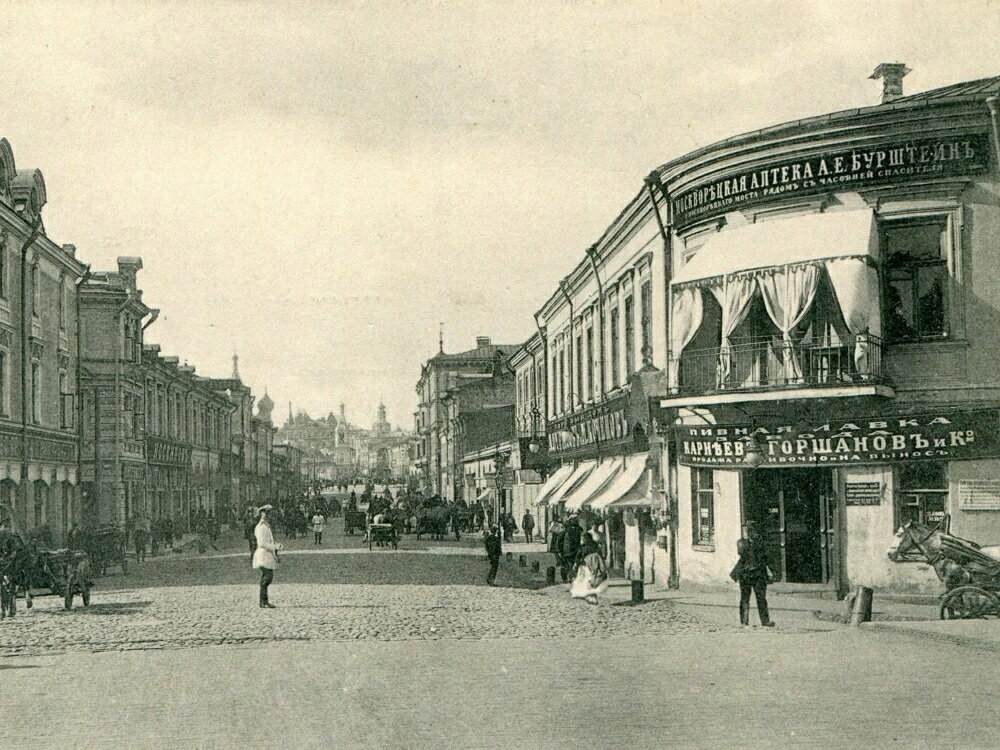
[664,334,894,407]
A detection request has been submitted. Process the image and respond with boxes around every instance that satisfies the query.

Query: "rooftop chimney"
[870,62,911,103]
[476,336,492,348]
[117,256,143,287]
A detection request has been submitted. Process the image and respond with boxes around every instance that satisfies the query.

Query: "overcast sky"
[1,0,997,430]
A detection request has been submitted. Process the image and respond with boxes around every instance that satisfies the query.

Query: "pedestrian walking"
[560,515,582,583]
[521,510,535,544]
[484,524,503,586]
[311,511,326,545]
[133,513,150,563]
[501,512,516,543]
[730,521,775,628]
[570,528,609,605]
[253,505,283,609]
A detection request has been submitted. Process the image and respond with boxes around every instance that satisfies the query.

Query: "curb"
[861,621,1000,652]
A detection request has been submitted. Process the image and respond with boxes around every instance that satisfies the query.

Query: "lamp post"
[494,448,509,525]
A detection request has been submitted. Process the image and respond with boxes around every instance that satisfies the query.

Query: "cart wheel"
[82,586,91,607]
[940,586,1000,619]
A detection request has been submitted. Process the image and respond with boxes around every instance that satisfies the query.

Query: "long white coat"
[252,519,282,570]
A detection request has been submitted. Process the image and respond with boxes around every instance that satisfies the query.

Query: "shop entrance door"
[743,469,836,584]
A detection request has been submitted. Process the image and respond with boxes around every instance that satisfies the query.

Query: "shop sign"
[547,394,632,455]
[845,482,882,506]
[958,480,1000,511]
[674,408,1000,468]
[671,133,990,230]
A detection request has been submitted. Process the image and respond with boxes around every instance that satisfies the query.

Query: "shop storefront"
[671,407,1000,594]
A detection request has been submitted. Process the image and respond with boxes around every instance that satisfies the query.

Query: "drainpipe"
[643,171,680,589]
[17,217,42,534]
[585,244,606,401]
[75,265,91,530]
[558,279,575,413]
[987,97,1000,171]
[141,308,160,332]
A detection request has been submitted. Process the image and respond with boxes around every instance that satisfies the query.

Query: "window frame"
[878,207,963,344]
[624,295,635,378]
[691,468,716,548]
[894,461,949,531]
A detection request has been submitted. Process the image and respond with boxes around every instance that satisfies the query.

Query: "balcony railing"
[669,334,884,396]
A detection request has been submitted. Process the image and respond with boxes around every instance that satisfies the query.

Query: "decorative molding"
[859,179,970,210]
[0,327,12,349]
[29,339,43,361]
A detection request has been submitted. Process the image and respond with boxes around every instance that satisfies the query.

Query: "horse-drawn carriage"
[1,545,94,617]
[368,524,399,550]
[344,509,367,535]
[889,516,1000,619]
[82,526,128,576]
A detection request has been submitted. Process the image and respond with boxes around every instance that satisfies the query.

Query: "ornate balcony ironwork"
[669,334,885,396]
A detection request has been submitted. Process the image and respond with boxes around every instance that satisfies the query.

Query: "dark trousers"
[739,579,771,625]
[487,555,500,584]
[259,567,274,605]
[314,531,322,545]
[524,529,533,543]
[248,539,256,555]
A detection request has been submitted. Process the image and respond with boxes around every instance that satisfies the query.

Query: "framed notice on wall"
[958,480,1000,510]
[845,482,882,506]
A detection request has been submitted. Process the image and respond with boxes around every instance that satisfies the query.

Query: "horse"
[415,505,450,541]
[887,518,1000,589]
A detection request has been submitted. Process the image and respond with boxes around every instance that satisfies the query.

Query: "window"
[31,361,40,424]
[640,280,652,364]
[691,468,715,546]
[585,326,594,401]
[624,295,635,376]
[58,277,66,331]
[123,319,134,361]
[0,349,7,416]
[59,370,73,429]
[610,306,620,389]
[882,218,948,341]
[31,264,40,318]
[575,333,583,407]
[558,349,565,415]
[896,462,948,528]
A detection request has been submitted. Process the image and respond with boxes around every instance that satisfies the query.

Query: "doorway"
[743,468,837,585]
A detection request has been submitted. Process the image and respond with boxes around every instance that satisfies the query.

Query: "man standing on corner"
[730,521,775,628]
[311,510,326,545]
[521,509,535,544]
[484,523,503,586]
[253,505,283,609]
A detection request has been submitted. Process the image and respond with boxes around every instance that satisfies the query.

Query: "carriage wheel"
[940,586,1000,620]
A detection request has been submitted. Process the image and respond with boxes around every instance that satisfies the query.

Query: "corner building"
[658,68,1000,594]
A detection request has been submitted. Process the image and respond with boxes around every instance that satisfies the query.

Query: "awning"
[534,464,574,506]
[545,461,596,508]
[589,453,649,510]
[671,209,876,287]
[475,487,495,503]
[566,458,622,511]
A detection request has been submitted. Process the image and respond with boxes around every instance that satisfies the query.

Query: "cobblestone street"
[0,531,724,656]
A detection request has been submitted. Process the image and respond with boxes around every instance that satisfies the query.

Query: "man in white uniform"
[252,505,283,608]
[311,511,326,545]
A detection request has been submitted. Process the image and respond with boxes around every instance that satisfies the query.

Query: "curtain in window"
[757,264,821,383]
[708,275,758,388]
[825,258,882,379]
[668,286,704,390]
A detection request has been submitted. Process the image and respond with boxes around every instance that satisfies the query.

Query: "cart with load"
[888,515,1000,619]
[343,509,367,536]
[82,526,128,576]
[1,546,94,616]
[368,523,399,550]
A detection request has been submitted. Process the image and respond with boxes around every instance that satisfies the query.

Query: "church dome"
[258,391,275,418]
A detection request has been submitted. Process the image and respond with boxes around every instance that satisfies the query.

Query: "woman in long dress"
[570,528,608,605]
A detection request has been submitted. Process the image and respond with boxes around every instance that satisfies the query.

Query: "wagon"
[343,509,367,536]
[83,526,128,576]
[1,547,94,616]
[889,517,1000,619]
[368,523,398,551]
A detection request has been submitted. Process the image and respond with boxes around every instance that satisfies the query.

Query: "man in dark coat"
[521,510,535,543]
[560,515,583,583]
[730,521,775,628]
[484,524,503,586]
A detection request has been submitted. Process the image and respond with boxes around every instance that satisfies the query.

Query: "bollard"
[518,555,526,567]
[850,586,874,626]
[531,560,540,572]
[545,566,556,585]
[631,579,645,604]
[505,551,512,561]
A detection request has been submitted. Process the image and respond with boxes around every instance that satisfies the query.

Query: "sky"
[1,0,998,430]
